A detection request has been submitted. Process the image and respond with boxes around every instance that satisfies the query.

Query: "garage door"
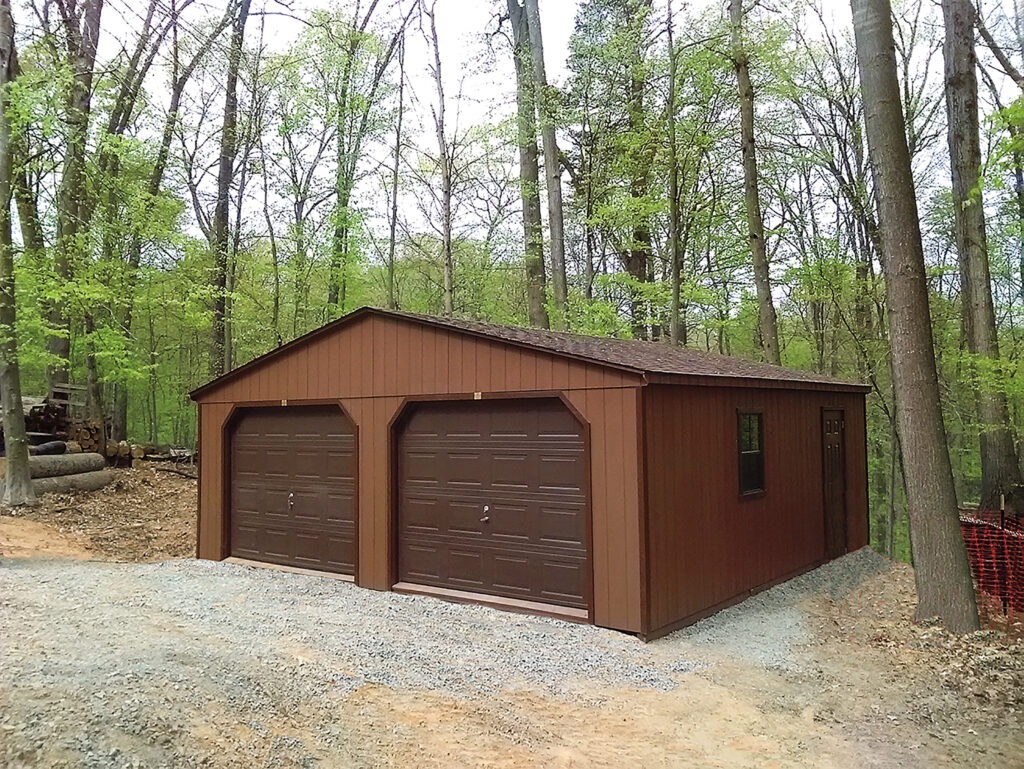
[398,399,589,610]
[230,406,356,574]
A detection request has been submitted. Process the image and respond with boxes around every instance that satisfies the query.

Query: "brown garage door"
[398,399,589,610]
[230,406,356,574]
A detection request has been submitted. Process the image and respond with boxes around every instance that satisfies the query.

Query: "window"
[738,412,765,495]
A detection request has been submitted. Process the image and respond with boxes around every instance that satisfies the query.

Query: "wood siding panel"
[198,314,639,404]
[643,386,869,635]
[565,387,643,632]
[193,314,649,632]
[197,402,235,560]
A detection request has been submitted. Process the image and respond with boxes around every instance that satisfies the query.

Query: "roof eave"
[644,371,872,393]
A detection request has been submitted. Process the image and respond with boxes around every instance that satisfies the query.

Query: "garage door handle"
[288,492,294,509]
[480,505,490,524]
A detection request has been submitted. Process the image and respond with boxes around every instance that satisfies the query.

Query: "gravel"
[669,548,892,671]
[0,548,891,767]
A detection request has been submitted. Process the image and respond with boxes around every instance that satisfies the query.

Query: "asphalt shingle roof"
[383,309,867,389]
[191,307,869,398]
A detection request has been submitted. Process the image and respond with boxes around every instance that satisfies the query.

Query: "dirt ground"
[1,469,1022,768]
[0,463,195,562]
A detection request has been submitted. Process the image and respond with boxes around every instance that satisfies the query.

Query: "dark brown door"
[230,406,356,574]
[822,409,847,559]
[398,399,589,610]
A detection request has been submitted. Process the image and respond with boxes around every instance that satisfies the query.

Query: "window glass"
[739,413,764,494]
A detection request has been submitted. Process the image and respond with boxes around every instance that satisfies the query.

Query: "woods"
[1,0,1023,630]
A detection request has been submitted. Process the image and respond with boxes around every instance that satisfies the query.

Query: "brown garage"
[190,307,869,639]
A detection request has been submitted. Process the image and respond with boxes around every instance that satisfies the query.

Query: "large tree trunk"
[0,0,32,507]
[852,0,979,633]
[211,0,252,378]
[50,0,104,391]
[729,0,780,364]
[523,0,567,327]
[667,0,682,346]
[943,0,1021,509]
[508,0,549,329]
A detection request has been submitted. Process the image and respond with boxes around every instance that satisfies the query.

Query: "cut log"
[65,440,82,454]
[130,444,145,459]
[31,469,114,496]
[105,440,119,457]
[24,453,107,479]
[117,441,129,458]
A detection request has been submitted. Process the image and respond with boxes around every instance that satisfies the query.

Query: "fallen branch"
[153,465,197,479]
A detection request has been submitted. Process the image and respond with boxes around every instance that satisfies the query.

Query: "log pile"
[70,420,106,454]
[0,452,114,497]
[25,402,66,434]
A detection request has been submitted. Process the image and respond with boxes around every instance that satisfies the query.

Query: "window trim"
[738,411,765,498]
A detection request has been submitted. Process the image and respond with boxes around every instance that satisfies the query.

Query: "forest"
[0,0,1020,581]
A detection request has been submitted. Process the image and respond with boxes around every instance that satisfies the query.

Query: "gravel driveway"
[2,549,1015,768]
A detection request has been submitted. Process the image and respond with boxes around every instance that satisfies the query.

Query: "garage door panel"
[539,559,588,606]
[539,505,586,542]
[447,549,485,588]
[398,399,589,610]
[402,542,444,580]
[490,554,532,595]
[229,406,356,575]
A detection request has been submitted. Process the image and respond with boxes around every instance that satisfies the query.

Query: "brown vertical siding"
[197,401,235,559]
[844,395,869,550]
[195,313,645,633]
[564,387,644,632]
[643,385,869,636]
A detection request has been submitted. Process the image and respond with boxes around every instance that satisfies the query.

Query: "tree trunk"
[425,2,454,317]
[211,0,252,378]
[508,0,549,329]
[943,0,1021,508]
[523,0,567,326]
[50,0,104,391]
[667,0,682,346]
[0,0,32,506]
[851,0,979,633]
[729,0,780,364]
[386,34,406,312]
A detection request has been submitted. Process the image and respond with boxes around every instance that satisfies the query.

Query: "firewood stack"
[70,420,106,454]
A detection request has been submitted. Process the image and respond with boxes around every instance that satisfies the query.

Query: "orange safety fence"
[959,510,1024,635]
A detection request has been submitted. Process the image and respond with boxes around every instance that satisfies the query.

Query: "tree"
[942,0,1021,509]
[523,0,568,325]
[507,0,549,328]
[49,0,104,390]
[423,0,454,316]
[0,0,33,506]
[385,32,405,311]
[729,0,780,364]
[210,0,252,377]
[851,0,979,632]
[325,2,417,318]
[666,0,682,346]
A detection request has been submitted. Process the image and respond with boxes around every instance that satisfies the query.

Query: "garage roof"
[190,307,870,399]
